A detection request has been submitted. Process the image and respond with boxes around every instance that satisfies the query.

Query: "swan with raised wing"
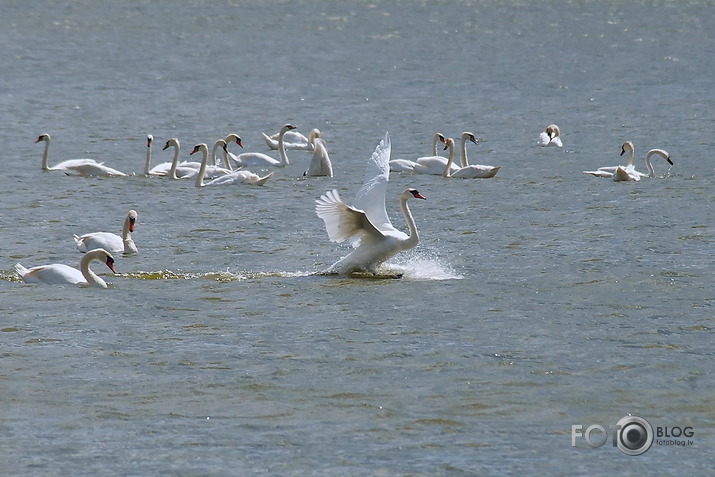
[315,132,426,275]
[304,138,333,177]
[229,124,296,168]
[262,127,320,151]
[390,132,448,173]
[15,248,116,288]
[192,142,273,187]
[74,210,138,255]
[36,134,127,177]
[538,124,563,147]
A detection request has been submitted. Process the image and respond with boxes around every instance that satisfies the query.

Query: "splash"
[388,254,463,280]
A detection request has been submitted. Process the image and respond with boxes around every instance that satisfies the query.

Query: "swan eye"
[106,256,115,266]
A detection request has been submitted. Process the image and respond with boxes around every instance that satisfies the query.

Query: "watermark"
[571,415,694,456]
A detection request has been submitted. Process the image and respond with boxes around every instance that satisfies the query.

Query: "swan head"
[281,124,298,133]
[104,251,116,274]
[88,248,117,274]
[163,138,179,151]
[461,132,479,145]
[546,124,560,139]
[308,129,321,142]
[127,210,138,232]
[224,134,243,148]
[620,140,635,156]
[146,135,153,147]
[403,188,426,201]
[443,138,456,150]
[190,143,208,155]
[35,133,50,143]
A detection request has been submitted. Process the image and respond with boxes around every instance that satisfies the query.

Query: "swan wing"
[316,189,383,246]
[351,132,393,232]
[583,169,614,178]
[15,263,85,285]
[73,232,124,254]
[537,131,551,146]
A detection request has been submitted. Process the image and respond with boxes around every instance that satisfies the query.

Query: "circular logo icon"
[615,415,654,456]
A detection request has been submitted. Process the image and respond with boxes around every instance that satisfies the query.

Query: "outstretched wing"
[315,189,383,247]
[351,132,392,232]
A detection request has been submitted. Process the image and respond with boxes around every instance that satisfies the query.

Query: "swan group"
[583,141,673,181]
[315,132,425,275]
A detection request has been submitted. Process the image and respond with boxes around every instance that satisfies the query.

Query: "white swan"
[143,135,154,175]
[583,141,673,181]
[36,133,127,177]
[538,124,563,147]
[448,132,500,178]
[192,142,273,187]
[315,132,426,275]
[153,138,230,179]
[389,132,447,172]
[304,138,333,177]
[15,248,116,288]
[262,127,320,151]
[221,133,243,170]
[229,124,296,168]
[73,210,138,255]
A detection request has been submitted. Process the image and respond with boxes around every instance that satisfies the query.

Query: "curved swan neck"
[431,133,443,156]
[442,139,456,177]
[277,128,290,166]
[645,149,670,177]
[210,140,224,167]
[167,141,181,179]
[80,250,108,288]
[460,133,470,167]
[400,196,420,249]
[193,144,209,187]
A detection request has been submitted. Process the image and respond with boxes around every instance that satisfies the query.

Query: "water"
[1,0,714,475]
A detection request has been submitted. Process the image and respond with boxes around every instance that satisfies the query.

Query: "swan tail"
[13,263,28,279]
[254,172,273,186]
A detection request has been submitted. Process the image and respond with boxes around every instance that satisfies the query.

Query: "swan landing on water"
[315,132,426,276]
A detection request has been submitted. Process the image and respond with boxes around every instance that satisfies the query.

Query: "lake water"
[1,0,714,475]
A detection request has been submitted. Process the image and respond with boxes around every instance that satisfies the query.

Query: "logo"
[571,415,694,456]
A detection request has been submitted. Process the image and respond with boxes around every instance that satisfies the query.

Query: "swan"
[15,248,116,288]
[538,124,563,147]
[262,127,320,151]
[220,133,243,170]
[191,142,273,187]
[36,133,127,177]
[143,134,154,175]
[583,141,673,181]
[315,132,426,275]
[73,209,138,255]
[449,132,500,178]
[229,124,296,168]
[389,132,447,172]
[304,138,333,177]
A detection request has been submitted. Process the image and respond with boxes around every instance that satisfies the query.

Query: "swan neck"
[278,130,290,166]
[626,148,635,166]
[144,142,152,176]
[460,135,469,167]
[210,140,221,167]
[400,197,420,249]
[168,144,180,179]
[80,251,107,287]
[431,134,440,156]
[644,149,667,177]
[194,147,208,187]
[442,141,456,177]
[41,137,51,171]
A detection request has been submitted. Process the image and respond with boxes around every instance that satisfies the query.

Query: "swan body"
[231,124,296,168]
[304,138,333,177]
[390,133,447,172]
[583,141,673,181]
[74,210,138,255]
[262,128,320,151]
[538,124,563,147]
[315,132,426,275]
[15,248,116,288]
[192,142,273,187]
[36,134,126,177]
[449,131,500,178]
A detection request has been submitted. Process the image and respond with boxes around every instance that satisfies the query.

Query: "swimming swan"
[15,248,116,288]
[36,133,126,177]
[315,132,426,275]
[441,136,499,178]
[304,138,333,177]
[390,132,447,173]
[583,141,673,181]
[538,124,563,147]
[262,127,320,151]
[73,209,138,255]
[230,124,296,168]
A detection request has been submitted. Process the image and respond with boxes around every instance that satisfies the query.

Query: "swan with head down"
[538,124,563,147]
[15,248,116,288]
[315,132,426,275]
[583,141,673,181]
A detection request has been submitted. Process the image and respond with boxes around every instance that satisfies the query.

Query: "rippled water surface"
[1,1,714,475]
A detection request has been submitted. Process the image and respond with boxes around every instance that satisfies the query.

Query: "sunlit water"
[1,1,714,475]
